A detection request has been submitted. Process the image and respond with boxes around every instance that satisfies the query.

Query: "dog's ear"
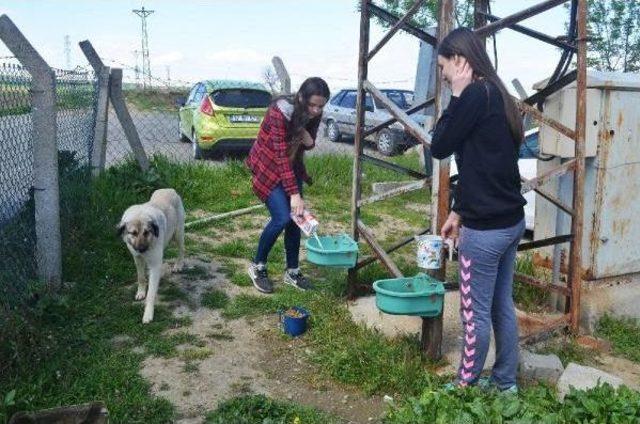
[116,222,126,237]
[149,220,160,238]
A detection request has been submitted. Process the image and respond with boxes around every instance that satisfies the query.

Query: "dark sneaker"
[283,269,314,291]
[248,262,273,294]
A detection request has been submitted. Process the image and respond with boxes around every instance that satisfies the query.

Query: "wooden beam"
[518,234,573,252]
[514,273,571,297]
[358,179,429,207]
[356,219,403,278]
[361,154,428,179]
[368,2,438,46]
[516,99,577,140]
[474,0,569,38]
[533,186,575,216]
[569,0,588,334]
[521,159,576,193]
[364,97,434,138]
[355,228,430,270]
[524,70,577,106]
[368,0,426,61]
[482,13,576,51]
[364,80,431,147]
[348,0,371,294]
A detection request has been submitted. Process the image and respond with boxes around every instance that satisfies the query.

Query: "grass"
[123,88,189,112]
[205,394,340,424]
[180,347,213,361]
[201,288,230,310]
[4,153,637,423]
[513,252,552,312]
[596,315,640,363]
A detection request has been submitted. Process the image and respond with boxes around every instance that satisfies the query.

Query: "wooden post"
[348,0,371,295]
[421,0,455,360]
[568,0,587,333]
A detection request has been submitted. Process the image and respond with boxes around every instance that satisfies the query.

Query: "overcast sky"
[1,0,569,96]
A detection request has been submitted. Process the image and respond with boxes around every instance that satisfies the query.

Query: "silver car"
[322,88,427,155]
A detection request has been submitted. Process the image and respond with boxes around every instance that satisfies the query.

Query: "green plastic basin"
[373,273,445,317]
[305,234,358,268]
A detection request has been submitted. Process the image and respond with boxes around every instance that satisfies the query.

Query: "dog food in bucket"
[284,308,305,318]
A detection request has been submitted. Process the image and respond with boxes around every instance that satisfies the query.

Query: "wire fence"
[105,85,193,166]
[0,62,98,314]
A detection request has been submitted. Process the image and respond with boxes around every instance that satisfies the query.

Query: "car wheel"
[179,129,190,143]
[377,129,398,156]
[192,131,203,160]
[326,119,342,142]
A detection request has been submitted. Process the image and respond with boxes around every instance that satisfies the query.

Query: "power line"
[132,5,154,88]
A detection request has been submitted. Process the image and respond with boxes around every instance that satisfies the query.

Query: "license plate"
[229,114,260,123]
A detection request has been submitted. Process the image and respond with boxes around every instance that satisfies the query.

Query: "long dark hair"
[438,28,523,146]
[290,77,330,139]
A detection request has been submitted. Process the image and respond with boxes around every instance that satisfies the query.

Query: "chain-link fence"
[0,60,98,314]
[106,82,193,167]
[0,62,37,312]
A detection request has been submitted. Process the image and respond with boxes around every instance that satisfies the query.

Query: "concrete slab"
[557,363,624,400]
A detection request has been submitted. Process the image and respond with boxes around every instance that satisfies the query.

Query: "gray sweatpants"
[456,218,526,389]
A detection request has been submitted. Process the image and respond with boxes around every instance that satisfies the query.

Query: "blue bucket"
[279,307,309,337]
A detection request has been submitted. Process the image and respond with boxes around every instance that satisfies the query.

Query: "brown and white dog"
[117,188,185,323]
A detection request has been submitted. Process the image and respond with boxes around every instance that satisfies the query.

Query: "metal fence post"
[0,14,61,285]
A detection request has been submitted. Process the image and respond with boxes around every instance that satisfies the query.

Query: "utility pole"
[132,5,154,88]
[166,65,170,87]
[64,35,71,69]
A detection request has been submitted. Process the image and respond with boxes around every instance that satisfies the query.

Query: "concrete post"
[0,14,61,285]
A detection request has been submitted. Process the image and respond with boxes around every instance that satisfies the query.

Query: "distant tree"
[585,0,640,72]
[262,66,280,94]
[370,0,476,29]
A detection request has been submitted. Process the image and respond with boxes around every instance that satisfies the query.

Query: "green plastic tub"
[305,233,358,268]
[373,273,445,317]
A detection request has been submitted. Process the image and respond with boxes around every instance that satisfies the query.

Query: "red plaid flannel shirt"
[246,104,316,201]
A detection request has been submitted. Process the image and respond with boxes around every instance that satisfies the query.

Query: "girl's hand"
[290,194,305,216]
[441,211,461,247]
[301,130,314,147]
[451,58,474,97]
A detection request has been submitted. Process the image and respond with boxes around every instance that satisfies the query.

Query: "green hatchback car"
[178,80,272,159]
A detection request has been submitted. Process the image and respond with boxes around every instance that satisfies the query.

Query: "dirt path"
[133,257,385,424]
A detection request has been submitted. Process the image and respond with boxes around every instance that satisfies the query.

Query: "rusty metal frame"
[350,0,588,358]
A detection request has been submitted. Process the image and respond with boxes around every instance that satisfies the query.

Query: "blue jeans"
[254,180,303,269]
[456,218,526,389]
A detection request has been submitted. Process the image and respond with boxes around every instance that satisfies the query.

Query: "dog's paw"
[142,313,153,324]
[135,290,146,301]
[172,262,184,273]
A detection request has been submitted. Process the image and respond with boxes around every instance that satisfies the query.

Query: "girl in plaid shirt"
[246,77,330,293]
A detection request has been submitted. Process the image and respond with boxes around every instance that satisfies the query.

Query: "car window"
[384,90,412,110]
[365,94,375,111]
[330,91,346,106]
[340,92,357,109]
[193,84,206,104]
[186,85,198,104]
[403,91,414,106]
[211,89,271,108]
